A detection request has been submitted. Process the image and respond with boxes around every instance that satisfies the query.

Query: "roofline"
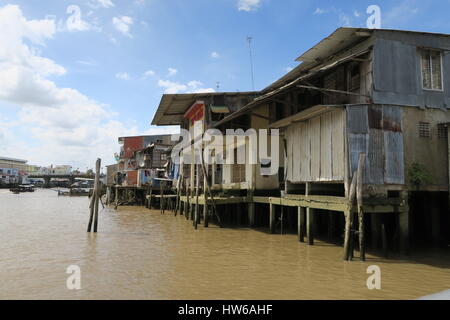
[262,27,450,93]
[0,157,28,163]
[151,91,259,126]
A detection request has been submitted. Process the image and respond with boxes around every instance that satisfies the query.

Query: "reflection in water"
[0,189,449,300]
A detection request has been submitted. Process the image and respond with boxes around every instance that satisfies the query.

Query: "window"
[418,122,431,138]
[438,124,448,139]
[421,49,443,90]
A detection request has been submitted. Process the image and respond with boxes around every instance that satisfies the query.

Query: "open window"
[421,49,443,91]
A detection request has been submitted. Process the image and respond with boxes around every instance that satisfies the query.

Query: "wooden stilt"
[88,158,101,233]
[194,164,200,229]
[199,151,222,227]
[270,203,276,234]
[298,207,306,242]
[399,191,410,255]
[306,208,314,245]
[356,153,366,261]
[343,173,357,260]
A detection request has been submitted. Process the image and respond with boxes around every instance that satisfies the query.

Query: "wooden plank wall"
[286,109,345,183]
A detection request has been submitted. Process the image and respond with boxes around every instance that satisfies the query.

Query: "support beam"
[270,204,276,234]
[306,208,314,245]
[399,191,410,255]
[298,207,306,242]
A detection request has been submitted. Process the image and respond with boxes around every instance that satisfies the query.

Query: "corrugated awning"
[151,92,257,126]
[213,48,371,128]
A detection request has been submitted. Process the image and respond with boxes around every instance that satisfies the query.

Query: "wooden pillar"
[343,210,352,260]
[306,208,314,245]
[298,206,306,242]
[248,202,255,227]
[194,164,200,229]
[399,191,410,255]
[356,153,366,261]
[115,186,119,207]
[269,203,276,234]
[203,174,209,227]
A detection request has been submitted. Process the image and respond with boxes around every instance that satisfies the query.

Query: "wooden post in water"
[298,206,306,242]
[199,150,222,227]
[269,203,276,234]
[343,173,357,260]
[194,164,200,229]
[87,158,101,233]
[93,159,101,232]
[174,172,182,216]
[203,172,209,227]
[356,153,366,261]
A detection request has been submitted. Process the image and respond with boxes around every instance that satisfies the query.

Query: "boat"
[10,185,35,193]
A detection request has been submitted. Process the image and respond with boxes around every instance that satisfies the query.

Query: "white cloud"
[167,67,178,77]
[314,8,324,15]
[354,10,361,17]
[0,4,137,168]
[142,70,155,78]
[89,0,115,9]
[211,51,220,59]
[115,72,130,80]
[158,79,215,94]
[237,0,260,12]
[112,16,133,37]
[158,80,187,94]
[66,5,91,32]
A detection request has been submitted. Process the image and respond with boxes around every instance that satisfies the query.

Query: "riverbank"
[1,188,449,300]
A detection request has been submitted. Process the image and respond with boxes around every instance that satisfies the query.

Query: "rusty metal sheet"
[348,133,368,178]
[367,129,385,184]
[347,105,369,134]
[382,105,402,132]
[368,105,382,129]
[384,131,405,184]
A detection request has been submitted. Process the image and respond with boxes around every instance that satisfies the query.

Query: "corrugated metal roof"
[0,157,28,163]
[151,92,258,126]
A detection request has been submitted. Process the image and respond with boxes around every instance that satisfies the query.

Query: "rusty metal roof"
[151,92,258,126]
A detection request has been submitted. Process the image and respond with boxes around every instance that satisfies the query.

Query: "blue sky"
[1,0,450,170]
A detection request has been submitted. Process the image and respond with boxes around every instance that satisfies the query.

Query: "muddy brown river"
[0,188,449,299]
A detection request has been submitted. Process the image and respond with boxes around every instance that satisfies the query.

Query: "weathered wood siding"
[286,109,345,183]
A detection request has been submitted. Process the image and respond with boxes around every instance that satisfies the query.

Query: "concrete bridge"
[28,174,94,188]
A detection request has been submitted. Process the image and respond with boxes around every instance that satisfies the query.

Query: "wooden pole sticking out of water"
[93,158,101,232]
[87,158,101,233]
[356,153,366,261]
[343,173,357,260]
[199,149,222,227]
[194,163,200,229]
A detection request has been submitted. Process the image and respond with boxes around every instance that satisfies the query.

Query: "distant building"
[37,165,72,175]
[0,157,30,184]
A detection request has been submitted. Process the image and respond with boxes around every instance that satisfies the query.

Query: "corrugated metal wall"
[286,109,345,183]
[347,105,404,185]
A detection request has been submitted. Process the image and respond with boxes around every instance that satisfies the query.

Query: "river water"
[0,188,449,300]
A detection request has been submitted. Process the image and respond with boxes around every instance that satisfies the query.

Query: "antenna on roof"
[216,81,220,90]
[246,35,255,91]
